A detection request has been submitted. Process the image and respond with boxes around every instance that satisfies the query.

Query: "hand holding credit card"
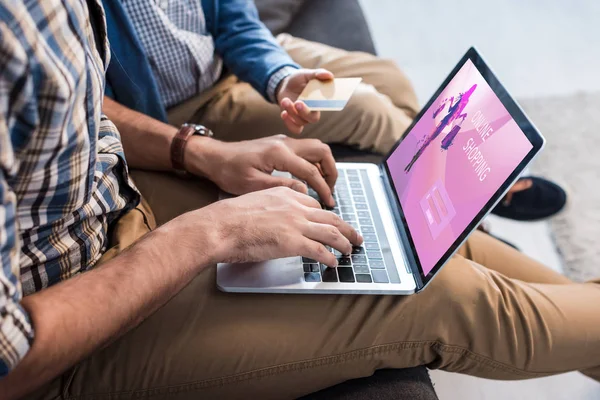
[298,77,362,111]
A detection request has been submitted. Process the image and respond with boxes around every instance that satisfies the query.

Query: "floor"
[358,0,600,398]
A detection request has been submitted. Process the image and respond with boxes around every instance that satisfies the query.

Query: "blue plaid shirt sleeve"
[0,26,34,377]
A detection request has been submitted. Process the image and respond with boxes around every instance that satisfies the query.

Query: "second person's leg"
[457,230,572,284]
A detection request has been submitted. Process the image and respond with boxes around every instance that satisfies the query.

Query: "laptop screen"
[385,58,533,277]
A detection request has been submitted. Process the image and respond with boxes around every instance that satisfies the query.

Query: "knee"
[427,258,532,345]
[346,85,390,125]
[345,85,413,153]
[422,260,554,375]
[433,261,486,304]
[424,258,499,323]
[374,59,420,117]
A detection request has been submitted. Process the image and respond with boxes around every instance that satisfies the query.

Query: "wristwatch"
[170,123,213,175]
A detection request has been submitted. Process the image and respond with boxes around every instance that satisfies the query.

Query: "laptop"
[217,47,545,295]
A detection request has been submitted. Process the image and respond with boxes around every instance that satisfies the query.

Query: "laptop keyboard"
[302,168,400,284]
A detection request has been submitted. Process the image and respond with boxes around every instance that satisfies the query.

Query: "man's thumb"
[313,68,334,81]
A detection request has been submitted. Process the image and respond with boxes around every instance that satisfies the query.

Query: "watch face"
[183,123,213,137]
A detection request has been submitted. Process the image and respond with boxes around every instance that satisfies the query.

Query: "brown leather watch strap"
[170,124,196,173]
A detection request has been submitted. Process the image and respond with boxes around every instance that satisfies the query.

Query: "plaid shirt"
[123,0,295,108]
[0,0,139,377]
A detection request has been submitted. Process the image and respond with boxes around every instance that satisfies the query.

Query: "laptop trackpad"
[217,257,303,290]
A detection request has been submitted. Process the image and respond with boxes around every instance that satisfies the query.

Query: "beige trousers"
[30,36,600,400]
[30,166,600,400]
[167,34,420,154]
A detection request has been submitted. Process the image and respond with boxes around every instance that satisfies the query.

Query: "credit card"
[298,77,362,111]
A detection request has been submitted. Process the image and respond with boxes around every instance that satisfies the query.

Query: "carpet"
[519,91,600,282]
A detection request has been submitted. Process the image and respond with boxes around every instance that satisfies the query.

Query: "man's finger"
[306,68,334,82]
[289,139,337,189]
[289,189,323,209]
[280,97,293,108]
[276,153,334,207]
[307,208,363,247]
[282,99,311,125]
[281,111,304,134]
[298,238,338,267]
[294,101,321,124]
[281,99,309,125]
[304,222,352,256]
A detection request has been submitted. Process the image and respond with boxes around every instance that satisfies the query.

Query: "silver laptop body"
[217,163,419,295]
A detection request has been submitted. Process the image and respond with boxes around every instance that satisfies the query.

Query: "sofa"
[253,0,439,399]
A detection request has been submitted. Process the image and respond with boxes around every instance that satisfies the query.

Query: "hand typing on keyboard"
[186,135,337,207]
[303,168,394,284]
[204,186,363,268]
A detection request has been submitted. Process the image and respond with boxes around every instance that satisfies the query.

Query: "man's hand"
[204,187,363,267]
[185,135,338,207]
[276,68,334,134]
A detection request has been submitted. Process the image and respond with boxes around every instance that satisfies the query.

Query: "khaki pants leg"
[169,34,420,154]
[33,172,600,400]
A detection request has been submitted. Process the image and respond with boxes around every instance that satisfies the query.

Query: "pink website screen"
[386,59,533,276]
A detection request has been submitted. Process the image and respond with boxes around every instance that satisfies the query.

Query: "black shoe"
[491,176,567,221]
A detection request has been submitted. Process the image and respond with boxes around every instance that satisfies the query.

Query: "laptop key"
[340,206,354,214]
[302,257,316,263]
[352,189,363,196]
[371,269,389,283]
[351,255,367,264]
[349,182,362,189]
[303,264,311,273]
[353,196,366,203]
[367,250,383,259]
[337,257,352,266]
[360,226,375,233]
[357,211,370,218]
[363,234,378,242]
[337,198,353,207]
[342,214,356,222]
[348,175,360,182]
[304,263,319,272]
[358,218,372,225]
[355,274,373,283]
[355,203,369,210]
[321,264,338,282]
[365,242,380,250]
[352,246,365,255]
[369,260,386,269]
[347,169,359,176]
[337,267,355,282]
[353,264,369,274]
[304,272,321,282]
